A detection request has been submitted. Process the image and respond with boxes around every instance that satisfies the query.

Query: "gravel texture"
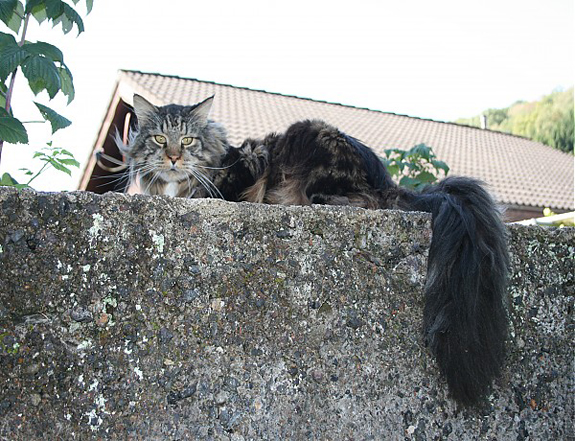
[0,187,573,440]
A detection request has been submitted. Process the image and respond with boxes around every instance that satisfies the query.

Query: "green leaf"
[0,0,17,26]
[62,2,83,33]
[1,171,30,189]
[59,147,73,156]
[410,143,432,158]
[384,147,403,156]
[34,101,71,133]
[414,171,437,184]
[85,0,92,13]
[412,182,428,192]
[431,159,450,174]
[48,157,71,175]
[1,35,17,50]
[23,41,64,62]
[57,64,74,103]
[0,171,19,186]
[44,0,64,19]
[57,157,79,167]
[0,31,17,48]
[0,81,6,108]
[30,3,47,23]
[386,164,400,177]
[398,176,419,190]
[49,1,83,34]
[2,0,24,33]
[51,11,73,33]
[22,55,61,98]
[0,42,28,81]
[0,107,28,143]
[24,0,43,14]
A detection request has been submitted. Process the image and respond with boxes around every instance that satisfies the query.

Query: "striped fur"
[117,95,228,197]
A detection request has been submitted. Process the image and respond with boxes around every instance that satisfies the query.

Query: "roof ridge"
[119,69,547,146]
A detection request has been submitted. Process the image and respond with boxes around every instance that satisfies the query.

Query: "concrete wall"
[0,187,573,440]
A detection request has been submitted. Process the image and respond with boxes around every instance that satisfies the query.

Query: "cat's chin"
[160,169,189,182]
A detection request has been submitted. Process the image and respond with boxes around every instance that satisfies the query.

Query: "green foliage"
[0,170,19,185]
[455,88,574,154]
[34,101,71,132]
[542,208,574,228]
[6,143,80,188]
[0,0,92,187]
[380,143,449,191]
[0,106,28,142]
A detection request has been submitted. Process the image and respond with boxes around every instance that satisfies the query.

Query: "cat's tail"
[395,177,509,405]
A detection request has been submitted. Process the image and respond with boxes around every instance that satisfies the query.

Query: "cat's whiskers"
[136,164,163,194]
[190,169,216,198]
[193,159,239,171]
[99,172,129,187]
[187,166,223,199]
[182,172,193,196]
[189,168,216,198]
[145,172,163,195]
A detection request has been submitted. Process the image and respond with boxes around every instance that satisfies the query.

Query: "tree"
[454,88,574,154]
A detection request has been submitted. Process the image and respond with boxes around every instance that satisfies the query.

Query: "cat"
[117,94,509,406]
[115,95,229,198]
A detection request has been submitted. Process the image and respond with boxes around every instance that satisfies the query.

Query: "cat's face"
[125,95,227,190]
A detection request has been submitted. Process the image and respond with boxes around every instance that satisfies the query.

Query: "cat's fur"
[118,94,509,406]
[117,95,228,198]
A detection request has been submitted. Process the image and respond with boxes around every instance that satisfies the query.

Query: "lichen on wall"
[0,187,572,440]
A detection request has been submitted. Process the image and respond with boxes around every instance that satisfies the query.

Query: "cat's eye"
[181,137,195,146]
[153,135,167,145]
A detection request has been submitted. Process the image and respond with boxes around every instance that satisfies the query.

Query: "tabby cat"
[117,94,509,406]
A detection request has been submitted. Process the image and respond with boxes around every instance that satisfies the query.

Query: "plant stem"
[26,160,50,186]
[4,13,30,112]
[0,13,31,167]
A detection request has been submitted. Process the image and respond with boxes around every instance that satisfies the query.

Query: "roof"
[87,70,575,212]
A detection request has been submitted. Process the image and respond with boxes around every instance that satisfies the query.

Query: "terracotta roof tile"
[117,70,574,211]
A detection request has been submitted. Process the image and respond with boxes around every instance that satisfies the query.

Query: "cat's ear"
[190,95,215,126]
[132,94,157,125]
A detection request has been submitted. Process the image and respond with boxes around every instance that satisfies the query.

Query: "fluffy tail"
[397,177,509,405]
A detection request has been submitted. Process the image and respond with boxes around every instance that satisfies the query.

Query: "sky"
[1,0,573,191]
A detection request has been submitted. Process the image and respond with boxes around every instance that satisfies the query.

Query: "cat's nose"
[168,155,180,165]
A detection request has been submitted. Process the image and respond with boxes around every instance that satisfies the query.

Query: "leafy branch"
[0,0,92,179]
[380,143,450,191]
[0,143,79,188]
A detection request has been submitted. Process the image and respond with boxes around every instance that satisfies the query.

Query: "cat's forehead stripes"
[157,111,204,136]
[161,116,188,134]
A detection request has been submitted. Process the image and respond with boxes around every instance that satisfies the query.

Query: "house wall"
[504,207,546,222]
[0,188,572,439]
